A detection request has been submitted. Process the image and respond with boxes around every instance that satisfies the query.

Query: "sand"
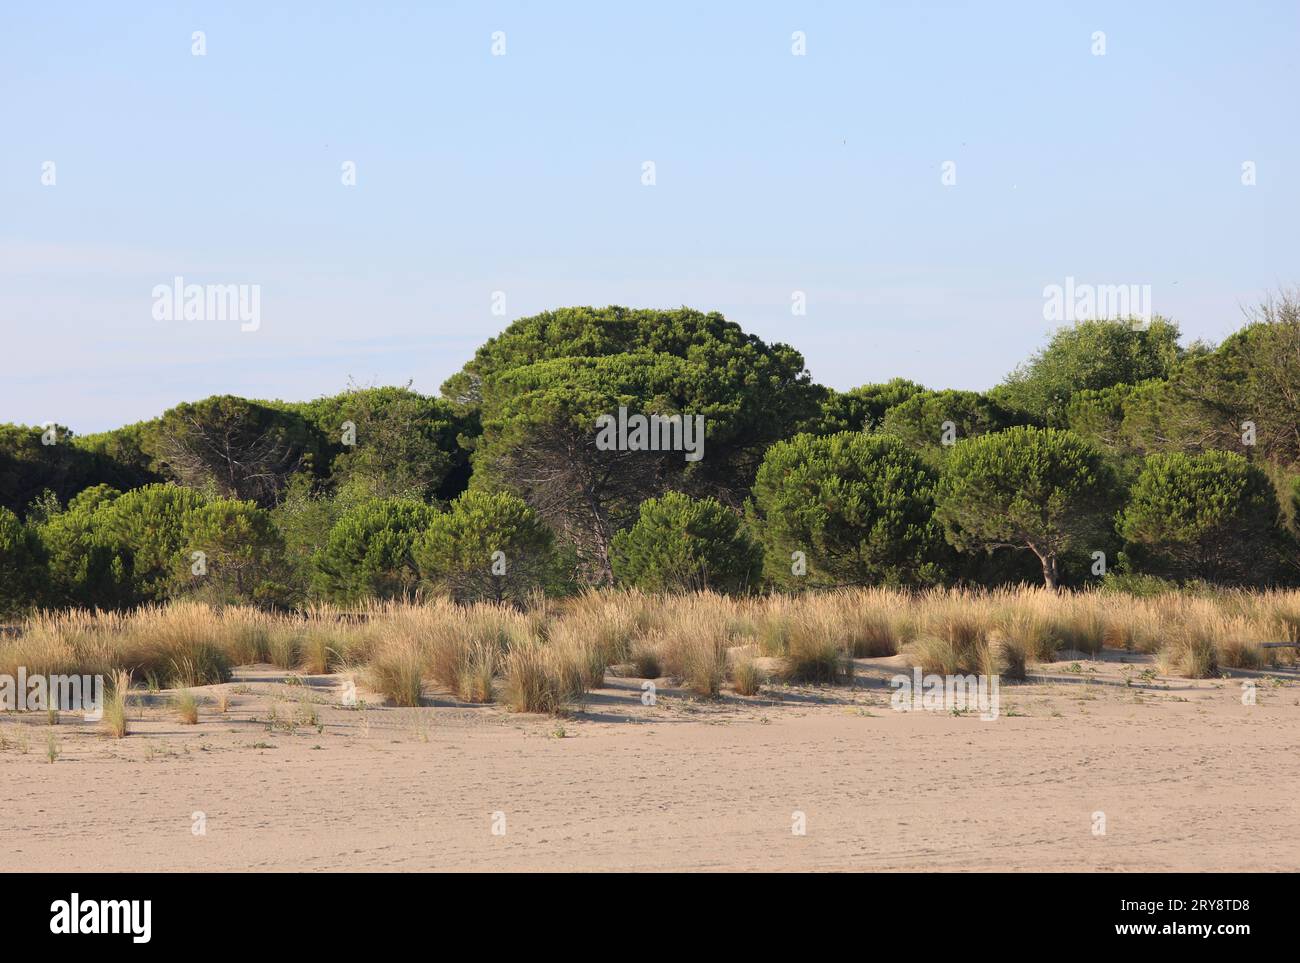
[3,652,1297,872]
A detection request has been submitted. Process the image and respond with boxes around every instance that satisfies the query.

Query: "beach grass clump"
[173,689,200,725]
[730,652,764,696]
[102,669,130,738]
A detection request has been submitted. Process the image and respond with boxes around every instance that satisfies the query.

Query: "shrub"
[312,498,438,603]
[749,432,945,589]
[0,507,45,617]
[612,492,762,593]
[1118,451,1286,585]
[414,490,565,604]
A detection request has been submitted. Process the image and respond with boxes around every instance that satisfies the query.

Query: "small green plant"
[46,730,59,763]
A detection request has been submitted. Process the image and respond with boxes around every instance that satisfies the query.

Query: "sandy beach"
[5,653,1297,872]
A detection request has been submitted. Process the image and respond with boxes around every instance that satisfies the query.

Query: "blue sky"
[2,1,1297,432]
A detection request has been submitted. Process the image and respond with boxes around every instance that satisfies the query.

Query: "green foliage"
[441,305,823,426]
[806,379,927,435]
[38,483,207,607]
[174,499,289,606]
[37,488,129,608]
[1117,311,1300,469]
[878,389,1029,465]
[0,507,46,616]
[1117,450,1287,584]
[269,475,345,604]
[468,309,821,581]
[311,498,438,603]
[935,426,1114,588]
[0,422,156,517]
[994,318,1184,426]
[146,395,320,506]
[71,422,162,489]
[450,307,824,570]
[749,432,944,589]
[413,490,567,603]
[92,484,210,604]
[612,491,762,593]
[290,384,470,501]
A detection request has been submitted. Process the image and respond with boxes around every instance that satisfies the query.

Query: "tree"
[1116,306,1300,469]
[269,475,345,604]
[0,422,151,516]
[1117,451,1287,584]
[413,490,566,604]
[174,499,289,606]
[442,305,822,424]
[934,426,1114,589]
[994,317,1184,426]
[147,395,320,506]
[37,486,132,608]
[748,432,944,588]
[292,383,470,501]
[311,498,438,603]
[471,352,710,581]
[0,507,46,616]
[458,308,825,582]
[612,491,762,593]
[805,379,926,435]
[878,389,1028,466]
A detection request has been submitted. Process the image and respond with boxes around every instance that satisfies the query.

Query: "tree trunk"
[1040,552,1059,591]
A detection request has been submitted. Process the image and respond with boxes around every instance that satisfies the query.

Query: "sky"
[1,1,1297,433]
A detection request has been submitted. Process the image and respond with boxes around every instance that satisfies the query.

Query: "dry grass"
[730,652,764,696]
[654,598,732,696]
[102,669,130,738]
[4,588,1299,692]
[173,689,199,725]
[500,636,588,714]
[783,610,852,683]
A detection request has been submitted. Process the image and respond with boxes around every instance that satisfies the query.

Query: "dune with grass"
[2,588,1298,870]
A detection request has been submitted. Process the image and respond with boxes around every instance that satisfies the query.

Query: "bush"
[749,432,945,589]
[174,499,288,606]
[50,484,209,607]
[312,498,437,603]
[1118,450,1286,585]
[612,492,762,593]
[414,490,565,604]
[0,507,46,616]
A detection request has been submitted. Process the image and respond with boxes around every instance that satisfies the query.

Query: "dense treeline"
[3,297,1298,615]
